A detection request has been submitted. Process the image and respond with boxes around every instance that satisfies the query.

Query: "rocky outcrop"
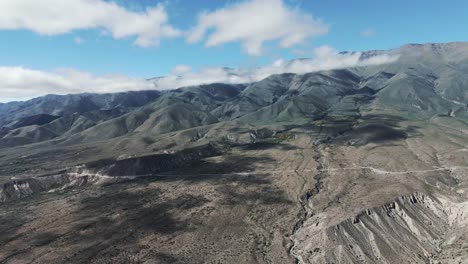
[0,144,224,203]
[290,192,463,264]
[0,172,132,202]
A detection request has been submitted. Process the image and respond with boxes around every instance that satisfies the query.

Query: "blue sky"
[0,0,467,101]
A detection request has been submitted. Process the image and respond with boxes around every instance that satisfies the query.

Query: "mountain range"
[0,43,467,150]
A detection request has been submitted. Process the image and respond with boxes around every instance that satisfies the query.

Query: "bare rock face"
[0,173,133,202]
[291,192,468,264]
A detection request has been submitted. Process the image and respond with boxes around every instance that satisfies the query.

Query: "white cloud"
[361,28,376,37]
[154,46,399,88]
[187,0,329,55]
[0,67,155,102]
[0,46,399,102]
[0,0,181,47]
[172,64,192,75]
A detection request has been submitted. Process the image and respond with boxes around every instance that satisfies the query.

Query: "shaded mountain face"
[0,42,467,264]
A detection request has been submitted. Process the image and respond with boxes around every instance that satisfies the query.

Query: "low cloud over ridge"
[0,46,398,102]
[0,67,155,102]
[154,46,399,88]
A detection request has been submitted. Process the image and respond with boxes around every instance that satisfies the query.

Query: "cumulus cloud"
[0,46,399,102]
[0,0,181,47]
[0,67,155,102]
[187,0,329,55]
[154,46,399,88]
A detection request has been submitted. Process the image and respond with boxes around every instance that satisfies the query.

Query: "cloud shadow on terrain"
[304,113,423,146]
[0,185,207,263]
[236,141,300,151]
[0,198,54,263]
[0,204,31,246]
[0,151,292,263]
[71,153,291,261]
[152,154,293,206]
[77,187,201,235]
